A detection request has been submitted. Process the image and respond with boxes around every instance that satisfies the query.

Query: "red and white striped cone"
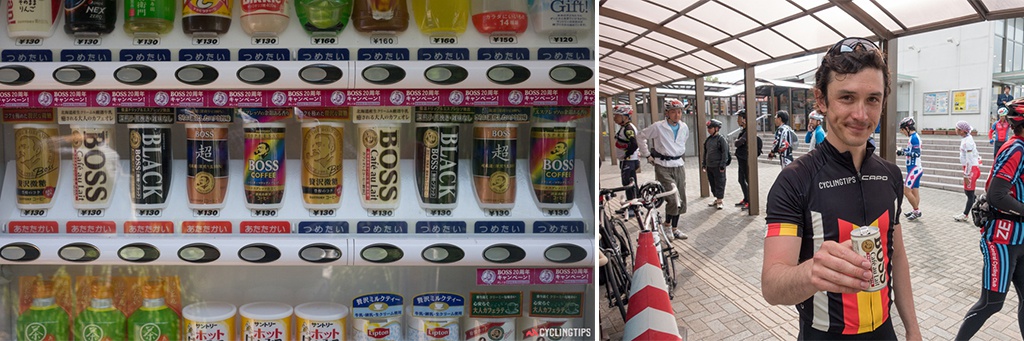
[623,231,681,341]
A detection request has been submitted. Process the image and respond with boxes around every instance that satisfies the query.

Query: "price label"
[133,38,161,46]
[192,37,220,45]
[75,38,102,46]
[549,35,576,44]
[371,36,397,45]
[251,37,279,45]
[251,209,278,217]
[193,209,220,217]
[431,36,458,45]
[544,209,571,217]
[428,209,452,216]
[137,209,162,217]
[368,209,394,217]
[20,209,47,217]
[79,209,104,217]
[311,36,338,45]
[309,209,337,217]
[16,38,42,46]
[490,35,518,44]
[487,209,511,217]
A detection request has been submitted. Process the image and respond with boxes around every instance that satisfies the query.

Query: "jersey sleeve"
[888,163,905,225]
[765,167,806,238]
[909,135,922,158]
[994,144,1024,182]
[623,127,638,158]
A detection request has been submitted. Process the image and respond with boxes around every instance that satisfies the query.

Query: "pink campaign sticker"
[286,90,324,106]
[0,91,31,107]
[477,268,532,286]
[532,268,592,285]
[346,90,383,105]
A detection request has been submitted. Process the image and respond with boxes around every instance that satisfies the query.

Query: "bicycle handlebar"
[654,183,678,199]
[599,180,636,196]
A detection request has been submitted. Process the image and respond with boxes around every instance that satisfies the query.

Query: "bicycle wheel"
[609,217,634,268]
[602,251,630,320]
[661,250,676,300]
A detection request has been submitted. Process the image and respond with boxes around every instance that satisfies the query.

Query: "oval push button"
[239,243,281,263]
[549,64,593,85]
[299,64,342,85]
[1,243,40,262]
[59,243,99,262]
[361,244,403,263]
[237,64,280,85]
[422,244,465,264]
[178,243,220,263]
[544,244,587,263]
[118,243,160,263]
[175,64,218,85]
[486,64,529,85]
[362,64,405,85]
[424,64,468,85]
[53,65,95,86]
[114,64,157,86]
[299,243,342,263]
[483,244,526,264]
[0,65,34,85]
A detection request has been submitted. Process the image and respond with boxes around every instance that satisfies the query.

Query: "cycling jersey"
[991,120,1012,143]
[902,132,922,168]
[766,139,904,335]
[983,136,1024,246]
[806,126,826,150]
[773,124,797,164]
[615,123,640,161]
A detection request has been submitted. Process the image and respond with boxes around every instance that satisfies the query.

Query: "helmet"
[706,119,722,128]
[808,111,824,121]
[899,117,916,131]
[1005,98,1024,128]
[612,105,633,117]
[638,182,666,209]
[999,107,1009,116]
[955,121,972,133]
[664,98,685,111]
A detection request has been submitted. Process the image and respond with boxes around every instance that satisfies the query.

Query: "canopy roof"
[599,0,1024,96]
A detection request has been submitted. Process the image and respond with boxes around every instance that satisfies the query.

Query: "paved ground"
[598,157,1022,340]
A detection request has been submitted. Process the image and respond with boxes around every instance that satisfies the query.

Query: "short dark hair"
[814,41,890,108]
[775,110,789,124]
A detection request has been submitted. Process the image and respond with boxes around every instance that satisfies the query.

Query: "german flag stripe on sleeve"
[766,223,798,237]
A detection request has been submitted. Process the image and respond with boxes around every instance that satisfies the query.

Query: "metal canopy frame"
[600,0,1024,95]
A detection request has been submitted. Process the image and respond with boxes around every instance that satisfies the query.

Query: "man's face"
[809,119,819,129]
[707,126,718,135]
[665,108,682,123]
[613,114,626,125]
[816,67,885,150]
[1006,87,1011,95]
[737,116,746,128]
[774,116,782,127]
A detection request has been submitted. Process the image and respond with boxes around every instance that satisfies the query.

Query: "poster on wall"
[952,89,981,114]
[923,91,949,115]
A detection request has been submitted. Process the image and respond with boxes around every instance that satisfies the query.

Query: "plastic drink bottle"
[74,282,126,341]
[352,0,408,32]
[529,0,591,35]
[124,0,175,35]
[295,0,352,34]
[7,0,60,38]
[17,281,71,341]
[411,0,468,34]
[471,0,527,34]
[64,0,117,34]
[240,0,289,36]
[182,0,233,35]
[127,281,179,341]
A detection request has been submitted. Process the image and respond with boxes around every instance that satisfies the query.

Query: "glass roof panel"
[774,15,844,51]
[718,0,800,25]
[601,56,644,70]
[601,24,642,43]
[599,47,612,56]
[628,72,662,85]
[607,52,656,69]
[692,50,735,69]
[814,7,873,38]
[599,16,648,34]
[738,29,803,57]
[602,0,676,23]
[608,78,644,90]
[635,68,674,82]
[852,0,903,32]
[676,55,720,73]
[646,31,696,52]
[645,0,700,12]
[874,0,975,28]
[600,63,632,75]
[665,16,729,42]
[687,1,759,35]
[647,65,688,80]
[716,40,771,64]
[630,37,685,58]
[983,0,1024,11]
[631,45,671,60]
[789,0,829,10]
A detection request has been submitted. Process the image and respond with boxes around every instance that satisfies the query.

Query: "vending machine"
[0,0,596,339]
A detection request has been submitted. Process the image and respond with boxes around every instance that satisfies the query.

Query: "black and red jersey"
[765,139,905,335]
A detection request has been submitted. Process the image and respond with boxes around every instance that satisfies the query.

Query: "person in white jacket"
[955,121,982,222]
[638,98,690,240]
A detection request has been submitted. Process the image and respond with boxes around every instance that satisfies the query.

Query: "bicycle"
[598,182,636,321]
[623,182,681,299]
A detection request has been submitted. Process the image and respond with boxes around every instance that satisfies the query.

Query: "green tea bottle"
[296,0,353,34]
[127,281,179,341]
[17,280,71,341]
[75,281,126,341]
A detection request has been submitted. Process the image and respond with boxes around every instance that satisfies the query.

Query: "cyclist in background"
[703,119,728,210]
[897,117,924,220]
[805,111,826,150]
[612,105,640,218]
[638,98,690,240]
[954,121,981,223]
[768,110,797,168]
[991,107,1012,158]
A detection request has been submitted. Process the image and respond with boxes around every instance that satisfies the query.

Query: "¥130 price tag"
[133,37,161,46]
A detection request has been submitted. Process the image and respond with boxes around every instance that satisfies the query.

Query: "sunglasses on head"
[827,37,879,55]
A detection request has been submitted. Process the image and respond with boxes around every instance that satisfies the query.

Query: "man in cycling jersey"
[768,110,797,168]
[612,105,640,218]
[897,117,923,220]
[638,98,690,240]
[761,37,921,340]
[806,111,826,150]
[992,107,1012,158]
[956,98,1024,340]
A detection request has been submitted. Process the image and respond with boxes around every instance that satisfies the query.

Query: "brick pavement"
[599,157,1021,340]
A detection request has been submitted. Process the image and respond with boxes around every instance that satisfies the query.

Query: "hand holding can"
[851,226,887,292]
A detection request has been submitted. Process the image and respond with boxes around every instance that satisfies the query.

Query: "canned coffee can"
[530,124,575,208]
[70,124,117,209]
[357,124,401,209]
[415,123,459,208]
[128,124,172,208]
[472,123,517,207]
[186,123,229,208]
[851,226,887,292]
[244,122,287,208]
[302,122,344,208]
[13,124,61,208]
